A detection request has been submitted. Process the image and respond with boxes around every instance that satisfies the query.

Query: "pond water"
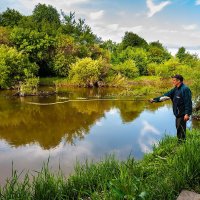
[0,88,198,185]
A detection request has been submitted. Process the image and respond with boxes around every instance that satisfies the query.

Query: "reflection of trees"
[0,89,169,149]
[116,101,146,123]
[0,101,111,149]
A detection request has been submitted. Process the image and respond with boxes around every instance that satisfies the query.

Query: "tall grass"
[1,129,200,199]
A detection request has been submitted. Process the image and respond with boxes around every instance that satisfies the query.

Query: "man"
[150,74,192,142]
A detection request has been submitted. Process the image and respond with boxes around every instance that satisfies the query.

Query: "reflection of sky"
[0,105,188,185]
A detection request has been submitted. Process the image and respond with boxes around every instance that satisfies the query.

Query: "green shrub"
[114,59,139,79]
[0,45,38,88]
[69,57,109,87]
[19,73,39,96]
[155,58,192,78]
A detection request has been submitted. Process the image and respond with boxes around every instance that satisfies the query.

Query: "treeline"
[0,3,200,89]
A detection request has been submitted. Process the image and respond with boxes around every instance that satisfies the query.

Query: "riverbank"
[1,129,200,199]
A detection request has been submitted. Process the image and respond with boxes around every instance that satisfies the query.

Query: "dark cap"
[171,74,184,82]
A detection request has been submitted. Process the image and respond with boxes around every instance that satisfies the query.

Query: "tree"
[147,41,171,64]
[0,8,23,27]
[176,47,186,62]
[32,3,61,33]
[10,27,56,76]
[100,40,117,53]
[121,32,148,49]
[176,47,198,67]
[112,47,148,75]
[52,34,77,77]
[61,11,99,45]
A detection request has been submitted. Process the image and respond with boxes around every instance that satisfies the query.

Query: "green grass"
[1,131,200,200]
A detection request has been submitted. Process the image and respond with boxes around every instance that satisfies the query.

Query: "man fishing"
[150,74,192,142]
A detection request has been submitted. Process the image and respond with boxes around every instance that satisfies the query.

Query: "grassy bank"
[1,129,200,200]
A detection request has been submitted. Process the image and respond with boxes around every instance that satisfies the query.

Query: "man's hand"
[149,99,155,103]
[184,114,190,121]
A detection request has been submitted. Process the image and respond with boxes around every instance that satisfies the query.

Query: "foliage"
[112,47,148,75]
[61,11,98,45]
[10,27,56,76]
[52,34,77,77]
[147,42,171,64]
[99,74,127,87]
[69,57,109,86]
[147,63,157,76]
[0,26,11,45]
[176,47,199,67]
[0,45,38,88]
[10,27,56,61]
[19,71,39,96]
[122,31,148,49]
[154,58,191,78]
[113,59,139,79]
[0,8,23,27]
[0,3,200,88]
[32,3,61,33]
[100,39,118,53]
[190,64,200,96]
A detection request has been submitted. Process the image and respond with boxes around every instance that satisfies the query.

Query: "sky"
[1,0,200,55]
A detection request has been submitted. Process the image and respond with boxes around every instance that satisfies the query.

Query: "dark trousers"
[176,116,186,141]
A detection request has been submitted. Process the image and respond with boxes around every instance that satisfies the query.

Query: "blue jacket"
[153,83,192,117]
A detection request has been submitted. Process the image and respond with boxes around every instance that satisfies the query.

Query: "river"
[0,88,198,185]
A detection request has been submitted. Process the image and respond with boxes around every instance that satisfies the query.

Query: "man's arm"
[150,88,175,103]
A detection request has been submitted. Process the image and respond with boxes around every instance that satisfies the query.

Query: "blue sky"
[1,0,200,55]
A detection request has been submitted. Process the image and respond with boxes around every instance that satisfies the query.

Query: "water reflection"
[0,88,197,185]
[0,89,158,149]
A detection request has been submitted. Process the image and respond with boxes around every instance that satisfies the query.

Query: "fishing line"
[25,98,147,106]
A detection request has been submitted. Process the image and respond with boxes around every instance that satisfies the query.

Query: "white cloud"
[89,10,104,20]
[12,0,92,14]
[182,24,198,31]
[196,0,200,5]
[91,23,143,42]
[146,0,171,17]
[138,121,160,153]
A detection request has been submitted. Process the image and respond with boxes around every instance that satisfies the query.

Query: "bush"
[0,45,38,88]
[114,59,139,79]
[19,71,39,96]
[155,58,191,78]
[69,57,109,87]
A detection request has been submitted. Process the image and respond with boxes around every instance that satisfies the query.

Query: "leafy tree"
[52,34,77,77]
[0,8,23,27]
[113,47,148,75]
[121,32,148,49]
[100,40,117,53]
[17,16,36,30]
[176,47,198,67]
[61,11,99,45]
[114,60,139,78]
[176,47,186,62]
[32,3,61,34]
[10,27,56,76]
[148,41,171,64]
[0,45,38,88]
